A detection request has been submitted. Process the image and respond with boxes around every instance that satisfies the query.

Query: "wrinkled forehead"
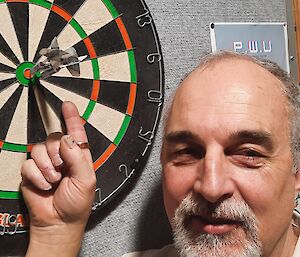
[165,58,289,132]
[177,58,285,105]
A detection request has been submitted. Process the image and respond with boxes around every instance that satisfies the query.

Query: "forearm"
[26,224,85,257]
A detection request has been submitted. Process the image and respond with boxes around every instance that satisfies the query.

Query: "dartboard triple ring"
[0,0,163,235]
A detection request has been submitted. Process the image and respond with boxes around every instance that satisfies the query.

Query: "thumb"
[59,135,95,183]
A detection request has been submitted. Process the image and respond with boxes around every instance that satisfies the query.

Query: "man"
[21,51,300,257]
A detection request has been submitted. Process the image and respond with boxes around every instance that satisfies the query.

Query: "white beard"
[172,194,262,257]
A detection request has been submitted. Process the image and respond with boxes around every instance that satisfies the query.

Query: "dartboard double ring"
[0,0,163,235]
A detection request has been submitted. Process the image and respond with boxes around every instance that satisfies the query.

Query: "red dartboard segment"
[51,5,72,22]
[94,143,117,170]
[81,117,87,126]
[6,0,28,2]
[91,80,101,102]
[26,144,33,152]
[126,83,137,116]
[83,38,97,59]
[115,17,133,50]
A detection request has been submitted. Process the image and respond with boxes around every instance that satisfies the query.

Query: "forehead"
[166,58,289,137]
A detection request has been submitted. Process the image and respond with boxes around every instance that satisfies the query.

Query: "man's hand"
[21,102,96,257]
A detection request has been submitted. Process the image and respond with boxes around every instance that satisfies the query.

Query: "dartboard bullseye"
[16,62,40,85]
[0,0,163,235]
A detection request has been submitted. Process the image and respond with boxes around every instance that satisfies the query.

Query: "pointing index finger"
[61,101,93,166]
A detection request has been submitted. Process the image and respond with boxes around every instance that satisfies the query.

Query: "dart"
[30,37,87,79]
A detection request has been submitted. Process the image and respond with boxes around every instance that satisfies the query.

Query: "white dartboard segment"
[53,59,94,79]
[0,83,19,109]
[0,151,26,191]
[57,24,82,52]
[5,87,28,144]
[99,51,131,82]
[88,103,125,142]
[0,72,16,81]
[57,0,113,51]
[0,4,24,63]
[72,0,113,36]
[0,52,17,69]
[28,4,51,62]
[33,85,63,135]
[41,80,90,116]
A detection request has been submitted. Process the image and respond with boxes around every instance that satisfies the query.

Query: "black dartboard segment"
[0,0,163,235]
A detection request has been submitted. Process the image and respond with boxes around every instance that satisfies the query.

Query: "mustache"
[174,194,257,229]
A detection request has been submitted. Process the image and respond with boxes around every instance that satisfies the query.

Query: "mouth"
[188,215,243,235]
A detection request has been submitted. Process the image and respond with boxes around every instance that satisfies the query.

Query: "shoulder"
[122,244,178,257]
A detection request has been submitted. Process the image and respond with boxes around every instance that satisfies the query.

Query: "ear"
[295,168,300,193]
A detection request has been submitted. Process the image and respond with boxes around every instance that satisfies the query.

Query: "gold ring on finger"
[75,141,90,149]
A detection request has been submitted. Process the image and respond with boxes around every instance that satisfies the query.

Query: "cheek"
[238,169,295,213]
[236,168,295,244]
[162,164,197,223]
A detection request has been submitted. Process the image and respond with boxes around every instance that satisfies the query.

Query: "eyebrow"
[228,130,274,151]
[164,131,200,144]
[164,130,274,151]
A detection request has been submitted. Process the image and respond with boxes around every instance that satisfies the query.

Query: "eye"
[175,148,197,155]
[229,148,266,168]
[171,147,204,165]
[241,149,263,157]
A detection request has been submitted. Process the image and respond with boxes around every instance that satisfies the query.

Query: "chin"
[173,226,261,257]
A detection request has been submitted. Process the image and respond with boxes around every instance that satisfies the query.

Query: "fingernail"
[52,154,63,167]
[65,135,76,149]
[41,180,52,191]
[48,169,61,183]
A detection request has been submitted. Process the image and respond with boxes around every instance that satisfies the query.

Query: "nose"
[193,149,234,203]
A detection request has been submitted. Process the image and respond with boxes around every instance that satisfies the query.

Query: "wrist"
[26,223,86,257]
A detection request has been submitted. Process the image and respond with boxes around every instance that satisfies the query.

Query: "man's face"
[161,59,298,257]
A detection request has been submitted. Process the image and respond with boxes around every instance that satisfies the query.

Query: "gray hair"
[163,51,300,170]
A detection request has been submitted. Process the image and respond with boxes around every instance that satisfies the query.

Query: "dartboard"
[0,0,163,235]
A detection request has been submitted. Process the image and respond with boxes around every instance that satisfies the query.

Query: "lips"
[189,215,243,235]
